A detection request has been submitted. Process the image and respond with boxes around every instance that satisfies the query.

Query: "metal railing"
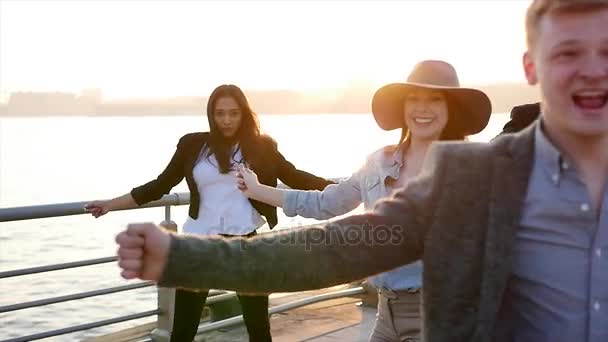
[3,310,162,342]
[0,181,364,342]
[0,281,154,313]
[0,192,192,341]
[0,256,119,278]
[0,192,190,222]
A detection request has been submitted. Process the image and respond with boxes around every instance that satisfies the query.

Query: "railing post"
[355,280,378,308]
[150,205,178,342]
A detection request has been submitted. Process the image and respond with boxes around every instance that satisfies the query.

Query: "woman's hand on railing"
[116,222,170,281]
[84,200,112,218]
[84,194,138,218]
[236,164,261,198]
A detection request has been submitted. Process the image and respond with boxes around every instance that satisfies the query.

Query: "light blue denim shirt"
[283,144,423,290]
[493,122,608,342]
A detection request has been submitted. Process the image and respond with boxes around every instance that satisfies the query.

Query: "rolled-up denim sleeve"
[282,169,364,220]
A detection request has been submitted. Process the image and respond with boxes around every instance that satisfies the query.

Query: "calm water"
[0,113,509,340]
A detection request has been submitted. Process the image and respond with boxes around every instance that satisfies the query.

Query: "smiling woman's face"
[403,88,449,142]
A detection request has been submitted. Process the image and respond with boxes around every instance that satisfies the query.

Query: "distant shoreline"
[0,112,512,118]
[0,82,539,117]
[0,111,372,117]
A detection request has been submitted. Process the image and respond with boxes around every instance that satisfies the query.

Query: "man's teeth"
[575,90,607,97]
[414,118,433,124]
[572,90,608,109]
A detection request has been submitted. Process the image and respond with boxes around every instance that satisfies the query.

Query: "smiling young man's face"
[524,6,608,139]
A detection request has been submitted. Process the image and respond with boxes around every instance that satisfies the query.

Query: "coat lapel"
[477,124,536,332]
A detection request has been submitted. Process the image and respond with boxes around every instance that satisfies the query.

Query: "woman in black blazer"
[85,84,332,342]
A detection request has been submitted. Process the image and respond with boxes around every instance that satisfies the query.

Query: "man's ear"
[523,51,538,85]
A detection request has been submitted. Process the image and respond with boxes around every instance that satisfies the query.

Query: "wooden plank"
[194,297,369,341]
[82,322,156,342]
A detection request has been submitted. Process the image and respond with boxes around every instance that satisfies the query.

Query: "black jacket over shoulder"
[130,132,333,229]
[500,102,541,135]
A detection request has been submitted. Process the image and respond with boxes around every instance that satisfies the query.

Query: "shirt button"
[597,248,602,257]
[551,174,559,184]
[561,161,569,170]
[580,203,590,212]
[594,301,601,311]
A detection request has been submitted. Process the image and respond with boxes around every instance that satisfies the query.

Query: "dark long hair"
[206,84,261,174]
[397,92,467,145]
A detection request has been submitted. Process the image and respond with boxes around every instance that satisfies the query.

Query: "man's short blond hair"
[526,0,608,49]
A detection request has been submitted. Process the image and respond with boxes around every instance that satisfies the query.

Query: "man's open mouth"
[572,90,608,110]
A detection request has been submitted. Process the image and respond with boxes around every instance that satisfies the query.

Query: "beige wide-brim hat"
[372,60,492,135]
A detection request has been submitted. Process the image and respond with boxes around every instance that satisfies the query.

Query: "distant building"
[77,89,103,115]
[5,89,106,116]
[79,88,103,103]
[7,91,81,116]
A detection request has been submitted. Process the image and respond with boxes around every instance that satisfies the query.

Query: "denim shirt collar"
[381,142,406,183]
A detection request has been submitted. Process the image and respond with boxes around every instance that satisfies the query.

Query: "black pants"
[170,289,272,341]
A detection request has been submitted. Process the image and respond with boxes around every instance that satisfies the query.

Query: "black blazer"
[500,102,541,135]
[130,132,333,229]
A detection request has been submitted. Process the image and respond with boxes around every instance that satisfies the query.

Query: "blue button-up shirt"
[283,144,422,290]
[493,122,608,342]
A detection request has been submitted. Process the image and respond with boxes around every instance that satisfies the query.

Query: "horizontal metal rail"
[204,289,229,297]
[195,286,366,335]
[205,292,237,305]
[0,178,343,223]
[0,287,229,314]
[0,282,154,313]
[0,256,117,279]
[0,309,160,342]
[0,192,190,222]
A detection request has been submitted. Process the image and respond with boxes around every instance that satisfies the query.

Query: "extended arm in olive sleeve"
[158,145,448,293]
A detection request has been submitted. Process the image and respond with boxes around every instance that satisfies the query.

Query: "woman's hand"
[84,200,112,218]
[237,164,285,207]
[237,164,261,198]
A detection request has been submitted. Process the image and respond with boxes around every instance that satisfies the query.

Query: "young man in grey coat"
[116,1,608,341]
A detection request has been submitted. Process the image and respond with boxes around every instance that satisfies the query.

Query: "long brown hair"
[206,84,261,174]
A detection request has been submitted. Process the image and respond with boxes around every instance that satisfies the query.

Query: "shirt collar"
[382,142,406,182]
[391,143,405,167]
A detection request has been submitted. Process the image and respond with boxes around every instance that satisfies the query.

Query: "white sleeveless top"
[182,145,265,236]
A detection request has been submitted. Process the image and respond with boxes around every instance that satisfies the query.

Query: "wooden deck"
[85,286,378,342]
[199,294,376,342]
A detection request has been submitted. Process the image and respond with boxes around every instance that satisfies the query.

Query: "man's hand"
[115,222,171,281]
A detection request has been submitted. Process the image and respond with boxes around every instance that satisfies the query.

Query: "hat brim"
[371,82,492,135]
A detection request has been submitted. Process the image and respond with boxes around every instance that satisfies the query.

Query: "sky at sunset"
[0,0,532,101]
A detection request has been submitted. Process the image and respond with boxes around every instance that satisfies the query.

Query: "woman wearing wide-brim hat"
[237,60,492,341]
